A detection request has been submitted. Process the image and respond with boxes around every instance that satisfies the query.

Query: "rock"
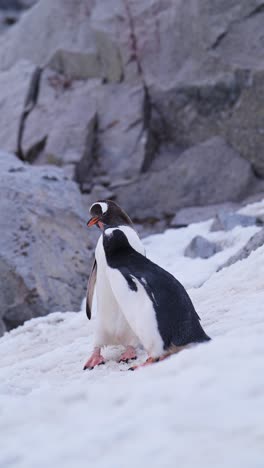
[22,76,150,183]
[0,0,123,82]
[0,60,35,154]
[0,0,264,199]
[22,68,98,166]
[219,228,264,271]
[211,212,258,232]
[170,203,240,227]
[92,83,151,180]
[184,236,221,259]
[114,137,262,221]
[90,0,138,82]
[82,185,115,206]
[2,62,150,184]
[48,48,101,82]
[0,0,96,73]
[0,151,96,331]
[138,1,264,176]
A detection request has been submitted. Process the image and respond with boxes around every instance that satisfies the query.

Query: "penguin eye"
[91,204,103,217]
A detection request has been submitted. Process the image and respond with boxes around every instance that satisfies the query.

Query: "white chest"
[93,234,139,347]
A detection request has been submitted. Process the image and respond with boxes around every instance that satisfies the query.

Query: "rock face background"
[0,0,264,334]
[0,151,96,334]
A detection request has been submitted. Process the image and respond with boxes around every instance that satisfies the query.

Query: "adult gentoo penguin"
[84,200,210,370]
[84,200,145,370]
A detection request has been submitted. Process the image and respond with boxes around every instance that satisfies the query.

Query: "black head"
[103,228,132,257]
[87,200,133,231]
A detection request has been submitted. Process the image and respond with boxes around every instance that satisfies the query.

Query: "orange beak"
[87,216,100,227]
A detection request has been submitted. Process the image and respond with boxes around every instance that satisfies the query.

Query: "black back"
[103,229,210,349]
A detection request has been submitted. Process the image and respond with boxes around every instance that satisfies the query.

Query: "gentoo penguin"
[102,227,210,369]
[83,200,145,370]
[84,200,210,370]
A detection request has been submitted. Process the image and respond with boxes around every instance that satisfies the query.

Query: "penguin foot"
[83,348,105,370]
[119,346,137,363]
[129,356,167,371]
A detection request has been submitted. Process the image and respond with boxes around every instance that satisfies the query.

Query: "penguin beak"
[87,216,100,227]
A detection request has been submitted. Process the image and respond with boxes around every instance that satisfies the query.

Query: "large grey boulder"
[114,137,263,220]
[22,73,149,184]
[90,0,264,176]
[0,0,122,82]
[93,83,150,179]
[0,62,150,184]
[22,68,98,166]
[0,151,95,335]
[142,0,264,176]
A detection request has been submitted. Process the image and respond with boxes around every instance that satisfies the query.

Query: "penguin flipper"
[86,258,97,319]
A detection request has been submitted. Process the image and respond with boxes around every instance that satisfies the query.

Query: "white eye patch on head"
[90,202,108,216]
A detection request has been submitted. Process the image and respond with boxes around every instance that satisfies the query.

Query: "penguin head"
[87,200,133,230]
[103,228,131,256]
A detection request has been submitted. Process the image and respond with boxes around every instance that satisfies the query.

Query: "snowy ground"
[1,201,264,468]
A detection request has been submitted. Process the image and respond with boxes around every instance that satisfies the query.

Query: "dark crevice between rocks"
[121,1,163,175]
[25,136,47,163]
[75,114,99,193]
[245,3,264,19]
[16,66,43,162]
[140,86,164,173]
[123,0,143,77]
[209,4,264,51]
[210,31,228,50]
[251,164,264,180]
[184,80,243,116]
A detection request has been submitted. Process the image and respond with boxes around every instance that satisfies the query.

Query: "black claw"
[119,356,137,363]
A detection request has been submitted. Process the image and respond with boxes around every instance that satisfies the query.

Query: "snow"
[1,200,264,468]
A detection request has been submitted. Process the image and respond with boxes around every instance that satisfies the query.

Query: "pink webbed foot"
[129,355,168,371]
[83,347,105,370]
[119,346,137,363]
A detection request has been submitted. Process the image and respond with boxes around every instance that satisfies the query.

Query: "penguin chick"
[83,200,145,370]
[102,227,211,369]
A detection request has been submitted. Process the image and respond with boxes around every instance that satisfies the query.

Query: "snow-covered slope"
[1,202,264,468]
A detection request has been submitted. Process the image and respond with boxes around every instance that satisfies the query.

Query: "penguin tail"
[192,330,211,344]
[169,327,211,352]
[196,331,211,342]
